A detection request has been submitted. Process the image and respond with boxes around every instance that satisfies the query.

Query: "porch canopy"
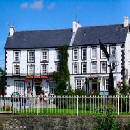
[25,75,49,79]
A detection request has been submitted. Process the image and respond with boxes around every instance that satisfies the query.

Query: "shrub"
[95,108,120,130]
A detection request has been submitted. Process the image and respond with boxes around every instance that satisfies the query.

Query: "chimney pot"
[124,16,129,27]
[9,25,15,37]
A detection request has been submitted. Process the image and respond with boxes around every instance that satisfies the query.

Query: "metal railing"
[0,95,130,115]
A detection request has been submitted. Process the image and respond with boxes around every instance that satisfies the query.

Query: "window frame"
[81,48,87,60]
[27,64,35,75]
[75,78,85,89]
[13,64,20,75]
[72,48,79,61]
[81,62,87,74]
[41,49,49,62]
[14,80,25,96]
[27,50,35,63]
[55,62,60,72]
[100,61,107,73]
[91,46,97,60]
[91,61,97,73]
[41,64,48,75]
[73,62,79,74]
[13,51,20,62]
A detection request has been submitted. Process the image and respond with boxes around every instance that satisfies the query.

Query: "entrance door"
[92,82,97,92]
[35,80,42,95]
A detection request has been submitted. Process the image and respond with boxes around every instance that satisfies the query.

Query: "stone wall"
[0,115,130,130]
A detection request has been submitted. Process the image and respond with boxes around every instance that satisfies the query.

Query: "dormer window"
[28,51,35,63]
[14,51,20,62]
[41,50,48,61]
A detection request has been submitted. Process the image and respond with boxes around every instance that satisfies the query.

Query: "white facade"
[5,19,130,96]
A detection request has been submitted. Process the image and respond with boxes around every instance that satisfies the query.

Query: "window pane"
[14,65,20,75]
[28,65,35,75]
[14,51,20,62]
[82,63,87,73]
[101,62,107,73]
[14,81,24,95]
[91,62,97,73]
[28,51,35,62]
[73,63,78,74]
[41,64,48,74]
[82,48,87,60]
[73,49,78,60]
[92,47,97,59]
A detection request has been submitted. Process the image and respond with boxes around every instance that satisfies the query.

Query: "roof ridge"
[15,28,72,33]
[80,24,123,29]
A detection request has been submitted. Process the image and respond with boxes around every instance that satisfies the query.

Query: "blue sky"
[0,0,130,69]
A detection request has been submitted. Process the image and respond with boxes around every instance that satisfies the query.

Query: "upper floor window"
[110,46,116,56]
[91,61,97,73]
[82,48,87,60]
[91,47,97,59]
[41,50,48,61]
[82,62,87,74]
[14,51,20,62]
[73,48,78,60]
[101,61,107,73]
[28,64,35,75]
[28,51,35,63]
[13,64,20,75]
[73,62,78,74]
[55,62,60,72]
[56,50,61,61]
[100,46,107,59]
[41,64,48,75]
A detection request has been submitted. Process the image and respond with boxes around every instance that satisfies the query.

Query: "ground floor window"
[75,78,85,89]
[14,81,24,95]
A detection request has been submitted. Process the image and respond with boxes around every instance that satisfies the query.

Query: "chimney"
[123,16,129,27]
[9,25,15,37]
[72,21,81,33]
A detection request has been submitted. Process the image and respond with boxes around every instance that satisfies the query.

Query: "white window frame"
[73,48,78,60]
[91,61,97,73]
[14,81,24,96]
[103,78,109,90]
[76,78,85,89]
[14,51,20,62]
[91,47,97,59]
[82,62,87,74]
[41,50,48,61]
[28,51,35,63]
[82,48,87,60]
[28,64,35,75]
[73,62,79,74]
[41,64,48,75]
[101,61,107,73]
[13,64,20,75]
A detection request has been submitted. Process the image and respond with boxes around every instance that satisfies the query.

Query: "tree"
[53,45,70,95]
[0,67,6,95]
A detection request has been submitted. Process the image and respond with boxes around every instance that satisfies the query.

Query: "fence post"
[77,95,78,116]
[118,95,119,115]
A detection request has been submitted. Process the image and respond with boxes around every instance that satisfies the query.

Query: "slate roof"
[5,28,72,49]
[73,24,128,46]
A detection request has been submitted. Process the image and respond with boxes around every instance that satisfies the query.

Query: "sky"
[0,0,130,69]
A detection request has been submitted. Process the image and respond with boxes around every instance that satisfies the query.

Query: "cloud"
[20,0,43,10]
[30,0,43,10]
[20,2,28,8]
[48,2,56,10]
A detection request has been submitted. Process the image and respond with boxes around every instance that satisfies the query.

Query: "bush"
[95,108,120,130]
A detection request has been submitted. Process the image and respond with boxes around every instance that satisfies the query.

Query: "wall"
[0,115,130,130]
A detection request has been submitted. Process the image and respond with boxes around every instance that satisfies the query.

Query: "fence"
[0,95,130,115]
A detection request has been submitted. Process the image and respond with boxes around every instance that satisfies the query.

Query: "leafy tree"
[120,81,130,95]
[0,67,6,95]
[53,45,70,95]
